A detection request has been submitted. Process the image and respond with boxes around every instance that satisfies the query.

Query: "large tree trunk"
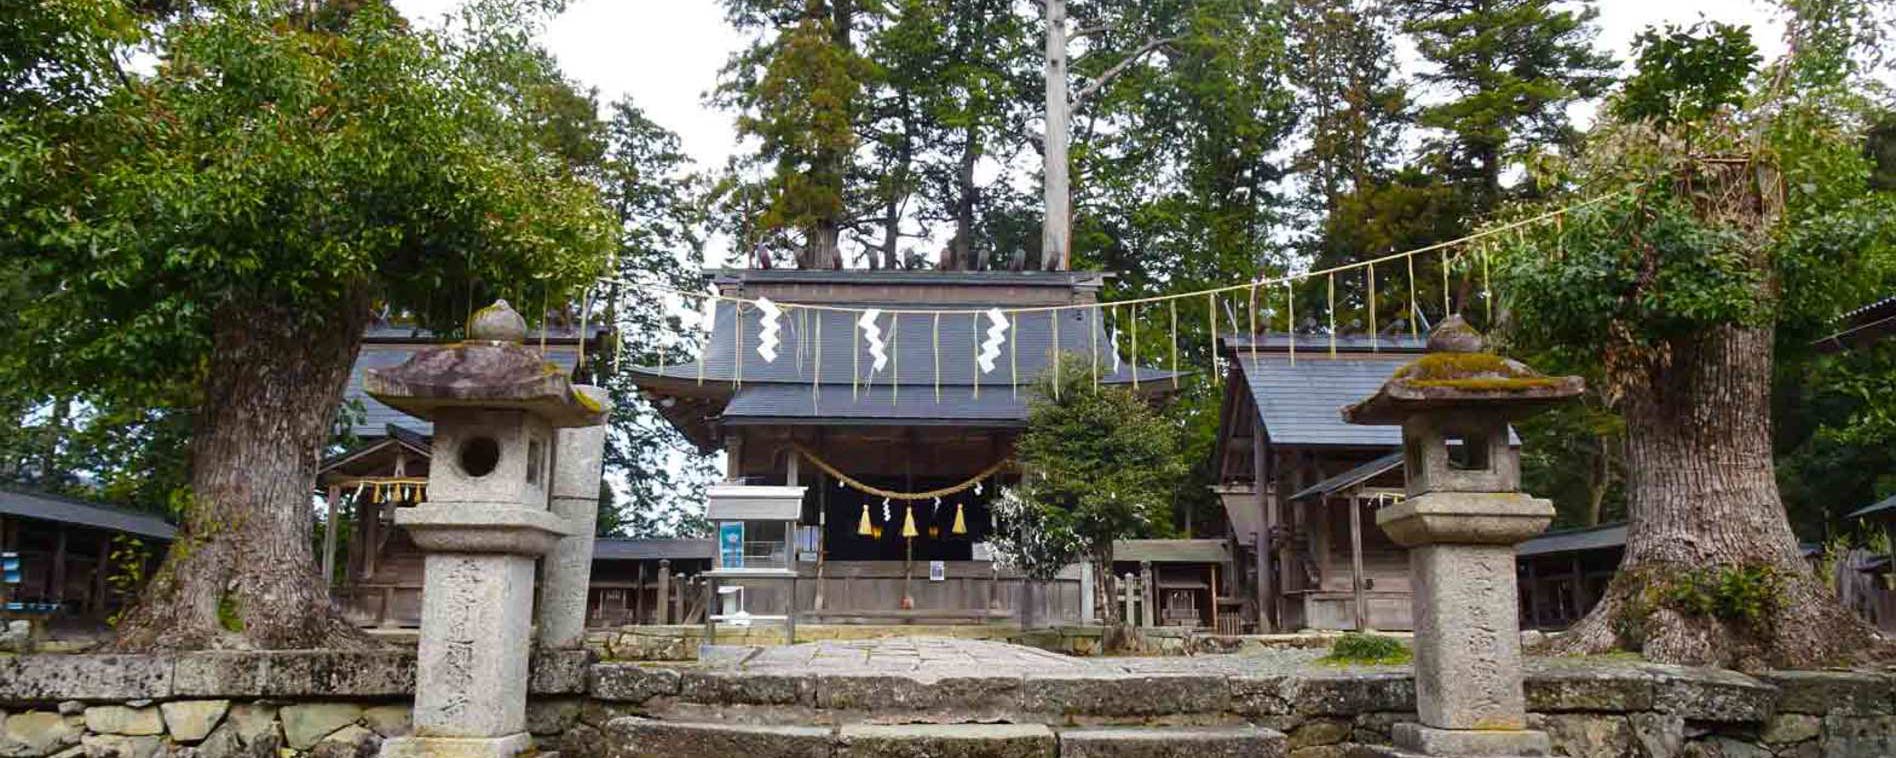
[1040,0,1070,271]
[1550,323,1876,669]
[948,129,982,271]
[111,298,373,651]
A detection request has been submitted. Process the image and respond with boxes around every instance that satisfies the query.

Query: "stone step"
[1058,726,1286,758]
[599,718,1288,758]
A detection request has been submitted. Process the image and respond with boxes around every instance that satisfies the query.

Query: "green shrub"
[1322,632,1412,665]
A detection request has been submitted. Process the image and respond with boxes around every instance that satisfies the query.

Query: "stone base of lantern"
[1382,723,1551,757]
[379,732,534,758]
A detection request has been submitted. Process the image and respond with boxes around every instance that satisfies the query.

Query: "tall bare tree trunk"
[1551,322,1875,668]
[946,129,982,271]
[1041,0,1071,272]
[112,297,374,651]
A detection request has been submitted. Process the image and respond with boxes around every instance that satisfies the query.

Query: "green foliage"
[1613,22,1758,129]
[1000,352,1186,570]
[594,99,719,538]
[1321,632,1411,666]
[104,535,151,628]
[1654,565,1786,625]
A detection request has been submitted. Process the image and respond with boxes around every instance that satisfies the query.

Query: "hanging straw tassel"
[1442,248,1453,317]
[1169,299,1178,389]
[1406,253,1419,340]
[859,503,873,537]
[932,313,941,403]
[901,503,919,538]
[1285,280,1295,366]
[1207,293,1219,386]
[952,502,967,535]
[1328,273,1337,357]
[1368,263,1379,353]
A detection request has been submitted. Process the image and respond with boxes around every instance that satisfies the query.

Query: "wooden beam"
[1253,417,1275,632]
[51,527,69,604]
[1348,495,1366,631]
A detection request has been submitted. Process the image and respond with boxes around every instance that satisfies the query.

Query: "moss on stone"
[1393,352,1563,391]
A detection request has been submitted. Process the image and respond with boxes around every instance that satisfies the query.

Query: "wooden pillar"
[321,484,341,588]
[702,575,717,644]
[1252,420,1276,632]
[1122,572,1136,624]
[1569,556,1586,623]
[1209,564,1220,630]
[656,559,672,624]
[91,535,110,617]
[1349,495,1367,631]
[362,500,381,579]
[1139,560,1155,627]
[47,526,69,605]
[635,561,646,625]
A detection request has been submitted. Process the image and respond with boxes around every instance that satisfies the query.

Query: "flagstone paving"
[700,637,1331,678]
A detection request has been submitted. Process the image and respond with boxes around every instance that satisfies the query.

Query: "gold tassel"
[1368,263,1379,353]
[901,503,919,538]
[928,525,940,539]
[1169,300,1178,389]
[952,502,967,534]
[858,503,873,537]
[1207,293,1219,385]
[1285,281,1295,366]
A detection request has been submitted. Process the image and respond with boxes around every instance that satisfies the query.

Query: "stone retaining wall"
[3,651,1892,758]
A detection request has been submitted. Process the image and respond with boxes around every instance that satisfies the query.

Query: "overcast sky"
[392,0,1785,176]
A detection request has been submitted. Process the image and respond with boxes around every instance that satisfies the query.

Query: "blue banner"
[719,523,744,569]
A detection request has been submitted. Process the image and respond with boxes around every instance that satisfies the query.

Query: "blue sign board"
[718,523,744,569]
[1,551,20,585]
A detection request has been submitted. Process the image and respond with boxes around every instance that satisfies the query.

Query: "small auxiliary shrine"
[628,269,1179,624]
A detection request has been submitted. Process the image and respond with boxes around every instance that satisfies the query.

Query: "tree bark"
[1550,323,1878,668]
[946,128,982,271]
[1040,0,1071,271]
[111,296,374,651]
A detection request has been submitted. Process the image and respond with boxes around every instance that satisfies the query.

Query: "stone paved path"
[703,637,1329,677]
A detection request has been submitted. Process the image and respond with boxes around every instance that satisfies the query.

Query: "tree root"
[1549,566,1889,670]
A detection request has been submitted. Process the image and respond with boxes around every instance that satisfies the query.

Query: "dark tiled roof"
[0,488,176,540]
[593,538,715,561]
[1288,452,1405,502]
[1848,493,1896,520]
[634,301,1179,389]
[721,384,1031,426]
[1517,522,1627,558]
[1238,353,1409,448]
[344,342,582,437]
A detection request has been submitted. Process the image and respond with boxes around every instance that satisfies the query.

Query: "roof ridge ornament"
[467,299,528,344]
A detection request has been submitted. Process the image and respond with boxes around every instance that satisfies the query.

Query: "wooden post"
[1139,560,1155,628]
[1253,419,1276,632]
[51,526,69,606]
[702,575,716,644]
[635,561,646,625]
[1209,564,1219,630]
[91,535,110,618]
[656,559,672,625]
[321,485,341,588]
[1523,560,1540,628]
[1122,572,1136,625]
[1569,556,1586,623]
[1041,0,1071,269]
[362,500,381,579]
[1349,495,1367,631]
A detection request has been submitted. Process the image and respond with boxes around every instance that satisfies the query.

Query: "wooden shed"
[1211,333,1423,632]
[0,488,174,625]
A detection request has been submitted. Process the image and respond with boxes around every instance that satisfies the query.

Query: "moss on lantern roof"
[1392,352,1567,392]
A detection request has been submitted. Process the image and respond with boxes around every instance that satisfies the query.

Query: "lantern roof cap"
[1341,316,1583,425]
[364,300,607,428]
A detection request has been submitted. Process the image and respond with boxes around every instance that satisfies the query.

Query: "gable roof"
[1848,493,1896,520]
[0,488,176,540]
[593,538,715,561]
[1238,352,1412,448]
[1517,522,1627,558]
[1288,452,1405,502]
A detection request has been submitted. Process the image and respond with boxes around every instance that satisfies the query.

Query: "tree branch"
[1071,36,1179,109]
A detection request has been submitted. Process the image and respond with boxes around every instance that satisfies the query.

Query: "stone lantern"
[365,300,608,758]
[1341,316,1582,758]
